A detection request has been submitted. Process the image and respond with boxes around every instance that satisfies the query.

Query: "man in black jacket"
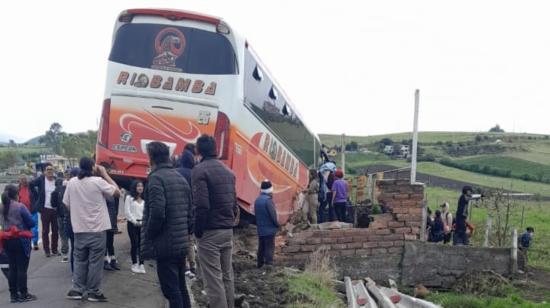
[29,163,59,257]
[192,135,237,308]
[142,142,192,308]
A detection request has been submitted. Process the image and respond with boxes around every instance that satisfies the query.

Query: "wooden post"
[511,228,518,274]
[520,205,525,229]
[483,215,492,247]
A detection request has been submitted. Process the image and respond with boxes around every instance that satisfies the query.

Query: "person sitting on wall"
[429,210,445,243]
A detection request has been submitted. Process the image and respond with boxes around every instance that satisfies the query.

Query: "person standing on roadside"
[254,180,279,268]
[142,142,192,308]
[1,185,37,303]
[453,186,472,246]
[304,169,320,224]
[124,180,146,274]
[50,178,70,262]
[64,168,78,272]
[18,176,39,251]
[176,145,198,276]
[29,163,59,257]
[192,134,237,308]
[63,158,120,302]
[103,195,120,271]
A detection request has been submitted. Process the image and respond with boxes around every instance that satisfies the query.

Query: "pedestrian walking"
[1,184,37,303]
[254,180,279,268]
[50,178,70,262]
[125,180,145,274]
[141,141,192,308]
[176,146,198,276]
[63,157,120,302]
[192,134,237,308]
[453,186,472,246]
[29,163,59,257]
[18,176,39,251]
[331,169,348,222]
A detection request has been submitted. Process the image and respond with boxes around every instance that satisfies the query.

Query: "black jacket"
[29,175,55,213]
[141,163,192,260]
[176,150,195,191]
[191,157,237,238]
[50,179,65,217]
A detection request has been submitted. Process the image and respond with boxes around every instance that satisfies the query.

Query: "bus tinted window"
[244,49,316,167]
[109,23,237,75]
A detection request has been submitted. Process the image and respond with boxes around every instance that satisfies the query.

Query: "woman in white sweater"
[125,180,145,273]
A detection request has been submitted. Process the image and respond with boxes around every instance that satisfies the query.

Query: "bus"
[96,8,321,223]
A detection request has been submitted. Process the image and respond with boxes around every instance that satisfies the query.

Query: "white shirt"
[124,196,144,224]
[63,176,116,233]
[44,178,56,209]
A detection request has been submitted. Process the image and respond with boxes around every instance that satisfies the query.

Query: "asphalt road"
[0,220,167,308]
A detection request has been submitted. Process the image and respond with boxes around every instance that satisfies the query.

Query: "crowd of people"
[0,134,241,308]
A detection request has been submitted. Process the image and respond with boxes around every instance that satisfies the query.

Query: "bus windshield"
[109,23,237,75]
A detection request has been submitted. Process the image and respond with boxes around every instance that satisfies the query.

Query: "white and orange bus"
[96,8,321,223]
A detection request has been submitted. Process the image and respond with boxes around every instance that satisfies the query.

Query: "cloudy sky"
[1,0,549,142]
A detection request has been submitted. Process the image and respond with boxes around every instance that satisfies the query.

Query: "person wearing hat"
[254,180,280,268]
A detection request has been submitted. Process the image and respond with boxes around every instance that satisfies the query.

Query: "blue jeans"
[318,192,335,223]
[31,213,39,245]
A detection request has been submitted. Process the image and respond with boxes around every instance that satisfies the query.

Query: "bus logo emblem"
[120,132,133,143]
[152,27,186,72]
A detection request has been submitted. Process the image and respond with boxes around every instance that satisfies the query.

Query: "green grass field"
[0,146,48,154]
[320,132,547,147]
[457,156,550,182]
[418,162,550,197]
[425,186,550,271]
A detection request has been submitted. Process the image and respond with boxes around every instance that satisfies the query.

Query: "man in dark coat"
[176,147,197,275]
[453,186,472,246]
[142,141,192,308]
[29,163,59,257]
[254,180,279,268]
[192,134,237,308]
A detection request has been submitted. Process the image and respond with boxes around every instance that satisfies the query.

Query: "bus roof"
[119,8,222,26]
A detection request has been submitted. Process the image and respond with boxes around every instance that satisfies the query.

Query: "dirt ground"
[190,228,293,308]
[514,267,550,302]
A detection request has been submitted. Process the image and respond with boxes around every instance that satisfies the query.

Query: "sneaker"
[19,293,37,302]
[103,261,114,271]
[45,252,51,258]
[32,244,39,251]
[87,292,108,302]
[53,251,61,256]
[10,294,19,303]
[131,264,140,274]
[110,259,121,271]
[66,290,83,300]
[139,264,146,274]
[61,255,69,263]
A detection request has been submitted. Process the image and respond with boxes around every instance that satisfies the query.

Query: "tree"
[40,122,66,155]
[0,151,18,170]
[489,124,505,133]
[8,139,16,147]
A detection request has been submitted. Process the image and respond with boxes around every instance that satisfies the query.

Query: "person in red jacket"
[18,176,39,251]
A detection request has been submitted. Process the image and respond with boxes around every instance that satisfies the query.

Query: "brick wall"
[277,179,425,280]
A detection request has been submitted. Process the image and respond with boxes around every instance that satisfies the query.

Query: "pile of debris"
[344,277,442,308]
[452,270,511,297]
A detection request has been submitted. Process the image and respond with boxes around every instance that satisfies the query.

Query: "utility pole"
[411,89,420,184]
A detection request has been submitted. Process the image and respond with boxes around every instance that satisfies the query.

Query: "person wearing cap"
[254,180,280,268]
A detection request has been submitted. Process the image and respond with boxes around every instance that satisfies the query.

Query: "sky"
[1,0,550,142]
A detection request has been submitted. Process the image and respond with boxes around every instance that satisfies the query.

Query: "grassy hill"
[319,131,548,147]
[322,131,550,196]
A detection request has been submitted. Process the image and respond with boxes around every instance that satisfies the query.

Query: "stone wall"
[401,241,513,288]
[277,179,425,281]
